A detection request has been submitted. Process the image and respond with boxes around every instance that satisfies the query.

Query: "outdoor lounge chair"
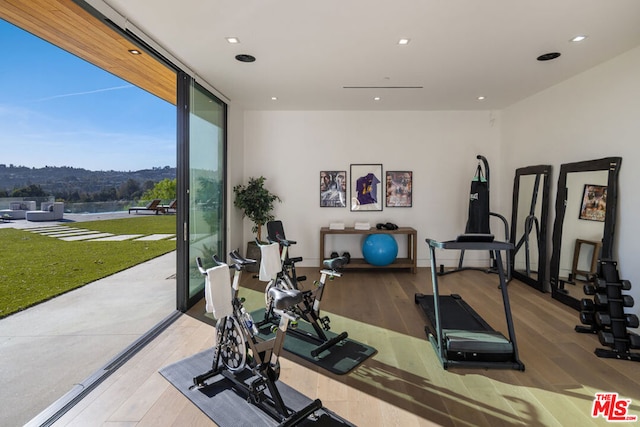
[128,199,164,214]
[26,202,64,222]
[160,199,177,214]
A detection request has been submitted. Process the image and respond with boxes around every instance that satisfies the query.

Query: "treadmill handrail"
[426,238,514,251]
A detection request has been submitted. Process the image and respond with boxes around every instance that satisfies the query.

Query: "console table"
[319,227,417,273]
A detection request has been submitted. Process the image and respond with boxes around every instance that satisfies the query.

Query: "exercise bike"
[193,251,323,426]
[259,236,349,358]
[266,221,307,291]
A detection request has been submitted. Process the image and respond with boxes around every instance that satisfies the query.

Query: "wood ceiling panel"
[0,0,176,105]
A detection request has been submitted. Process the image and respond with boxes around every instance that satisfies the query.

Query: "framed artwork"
[350,164,383,211]
[320,171,347,207]
[579,184,607,222]
[386,171,413,207]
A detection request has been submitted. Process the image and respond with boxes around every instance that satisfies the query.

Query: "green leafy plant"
[141,178,177,201]
[233,176,281,241]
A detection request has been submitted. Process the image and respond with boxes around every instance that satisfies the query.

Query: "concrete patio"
[0,214,177,426]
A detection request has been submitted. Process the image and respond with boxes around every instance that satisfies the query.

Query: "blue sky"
[0,19,176,171]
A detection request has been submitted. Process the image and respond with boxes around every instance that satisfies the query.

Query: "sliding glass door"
[177,73,226,310]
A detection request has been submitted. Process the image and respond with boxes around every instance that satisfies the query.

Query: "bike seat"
[268,287,302,310]
[323,256,347,270]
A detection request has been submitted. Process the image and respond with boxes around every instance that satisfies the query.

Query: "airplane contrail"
[34,85,134,102]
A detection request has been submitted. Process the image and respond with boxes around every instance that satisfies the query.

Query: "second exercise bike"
[259,236,349,358]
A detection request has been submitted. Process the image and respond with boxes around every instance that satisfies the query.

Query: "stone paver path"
[26,225,175,242]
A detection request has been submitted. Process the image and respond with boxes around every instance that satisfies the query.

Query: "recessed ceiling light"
[235,54,256,62]
[128,49,141,55]
[226,37,240,44]
[477,96,485,101]
[398,38,410,45]
[374,97,381,101]
[570,35,587,42]
[271,97,277,101]
[537,52,561,61]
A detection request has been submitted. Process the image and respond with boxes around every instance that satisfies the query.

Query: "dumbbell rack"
[577,259,640,362]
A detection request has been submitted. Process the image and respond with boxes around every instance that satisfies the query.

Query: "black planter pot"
[245,241,261,273]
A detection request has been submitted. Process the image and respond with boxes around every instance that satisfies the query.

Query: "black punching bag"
[465,164,490,234]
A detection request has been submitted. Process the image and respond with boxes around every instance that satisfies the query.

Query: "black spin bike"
[193,250,323,426]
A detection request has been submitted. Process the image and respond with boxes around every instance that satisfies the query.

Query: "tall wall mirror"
[510,165,551,292]
[549,157,622,310]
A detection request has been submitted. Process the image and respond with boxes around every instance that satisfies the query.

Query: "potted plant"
[233,176,281,269]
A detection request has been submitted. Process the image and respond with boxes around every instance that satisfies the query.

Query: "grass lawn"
[0,216,176,318]
[76,215,177,234]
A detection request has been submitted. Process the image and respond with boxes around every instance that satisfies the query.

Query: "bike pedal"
[297,275,307,282]
[320,316,331,330]
[248,376,267,394]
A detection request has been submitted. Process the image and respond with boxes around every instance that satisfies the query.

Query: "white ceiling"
[102,0,640,111]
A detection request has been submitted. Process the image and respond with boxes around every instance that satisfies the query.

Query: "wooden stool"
[572,239,601,281]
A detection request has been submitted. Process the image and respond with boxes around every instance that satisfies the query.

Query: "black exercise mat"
[415,293,494,334]
[159,348,355,427]
[252,308,376,375]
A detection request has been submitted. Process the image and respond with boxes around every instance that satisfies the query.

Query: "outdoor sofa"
[0,201,37,220]
[25,202,65,222]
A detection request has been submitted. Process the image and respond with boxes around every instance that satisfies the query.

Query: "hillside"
[0,164,176,198]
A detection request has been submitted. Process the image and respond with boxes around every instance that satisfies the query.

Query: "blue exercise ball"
[362,234,398,266]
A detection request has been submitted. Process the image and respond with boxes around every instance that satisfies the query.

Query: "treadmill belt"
[415,293,493,333]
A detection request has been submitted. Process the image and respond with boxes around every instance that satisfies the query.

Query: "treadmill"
[415,237,525,371]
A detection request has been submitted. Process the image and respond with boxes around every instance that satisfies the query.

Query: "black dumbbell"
[598,331,615,347]
[581,298,594,312]
[629,333,640,349]
[596,313,639,328]
[595,312,611,326]
[626,314,639,328]
[624,295,635,307]
[594,294,635,307]
[597,278,632,290]
[580,311,595,325]
[584,284,596,295]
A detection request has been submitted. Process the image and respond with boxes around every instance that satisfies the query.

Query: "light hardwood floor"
[53,267,640,426]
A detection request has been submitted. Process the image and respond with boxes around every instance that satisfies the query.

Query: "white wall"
[226,103,246,259]
[240,110,502,267]
[229,45,640,325]
[501,45,640,321]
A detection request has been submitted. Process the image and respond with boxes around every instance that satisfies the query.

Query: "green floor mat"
[251,308,376,375]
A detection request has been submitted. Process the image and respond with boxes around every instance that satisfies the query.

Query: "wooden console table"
[319,227,417,273]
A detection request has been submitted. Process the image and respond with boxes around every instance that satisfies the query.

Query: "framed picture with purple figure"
[350,164,383,211]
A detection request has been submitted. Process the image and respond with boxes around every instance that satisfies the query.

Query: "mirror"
[549,157,622,310]
[510,165,551,292]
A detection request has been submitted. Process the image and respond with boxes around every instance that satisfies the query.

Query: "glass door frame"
[176,71,227,311]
